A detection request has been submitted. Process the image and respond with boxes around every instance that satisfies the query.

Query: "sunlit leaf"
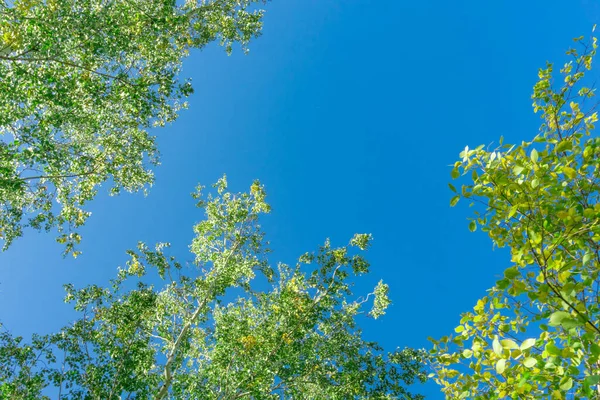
[520,338,536,351]
[523,357,537,368]
[496,359,506,374]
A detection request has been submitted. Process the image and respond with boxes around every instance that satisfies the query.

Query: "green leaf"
[556,140,573,152]
[495,359,506,374]
[546,343,561,356]
[493,337,503,357]
[559,377,573,391]
[563,166,577,179]
[561,318,582,329]
[523,357,537,368]
[504,267,520,279]
[549,311,571,326]
[585,375,600,385]
[520,338,536,351]
[590,343,600,357]
[448,183,457,193]
[451,168,460,179]
[583,252,593,264]
[468,220,477,232]
[531,149,539,162]
[500,339,518,350]
[513,165,525,175]
[531,178,539,188]
[496,278,510,290]
[450,195,460,207]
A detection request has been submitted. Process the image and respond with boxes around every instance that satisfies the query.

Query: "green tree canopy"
[431,33,600,398]
[0,0,267,255]
[0,177,429,399]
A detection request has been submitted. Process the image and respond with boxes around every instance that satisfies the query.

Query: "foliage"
[0,0,267,255]
[0,177,429,399]
[431,33,600,399]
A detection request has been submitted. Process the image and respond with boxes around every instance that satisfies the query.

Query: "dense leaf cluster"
[0,0,266,254]
[431,34,600,399]
[0,179,428,399]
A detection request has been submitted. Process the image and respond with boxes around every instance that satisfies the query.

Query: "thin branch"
[155,240,242,400]
[0,55,138,87]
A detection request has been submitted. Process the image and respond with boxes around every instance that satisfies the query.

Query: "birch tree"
[0,177,429,399]
[431,32,600,399]
[0,0,268,255]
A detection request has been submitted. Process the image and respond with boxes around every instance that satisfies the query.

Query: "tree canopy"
[430,33,600,398]
[0,0,267,255]
[9,2,600,399]
[0,177,429,399]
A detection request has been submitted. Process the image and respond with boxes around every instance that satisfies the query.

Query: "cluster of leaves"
[0,0,267,255]
[431,33,600,398]
[0,178,429,399]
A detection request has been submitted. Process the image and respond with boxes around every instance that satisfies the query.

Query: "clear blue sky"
[1,0,598,398]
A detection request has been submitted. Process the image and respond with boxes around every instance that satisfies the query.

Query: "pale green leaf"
[556,140,573,152]
[559,377,573,391]
[563,166,577,179]
[500,339,518,350]
[495,359,506,374]
[520,338,536,351]
[523,357,537,368]
[513,165,525,175]
[531,149,539,162]
[493,337,503,357]
[549,311,571,326]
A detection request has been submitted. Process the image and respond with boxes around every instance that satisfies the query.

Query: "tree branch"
[155,240,242,400]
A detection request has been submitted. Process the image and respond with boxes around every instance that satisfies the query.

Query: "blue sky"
[1,0,598,397]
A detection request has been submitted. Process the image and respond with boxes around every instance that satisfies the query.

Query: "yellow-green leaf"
[493,337,503,357]
[513,165,525,175]
[523,357,537,368]
[450,195,460,207]
[546,343,561,356]
[559,377,573,391]
[531,149,539,162]
[520,338,536,351]
[549,311,570,326]
[563,166,576,179]
[556,140,573,153]
[504,267,520,279]
[468,220,477,232]
[501,339,518,350]
[496,359,506,374]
